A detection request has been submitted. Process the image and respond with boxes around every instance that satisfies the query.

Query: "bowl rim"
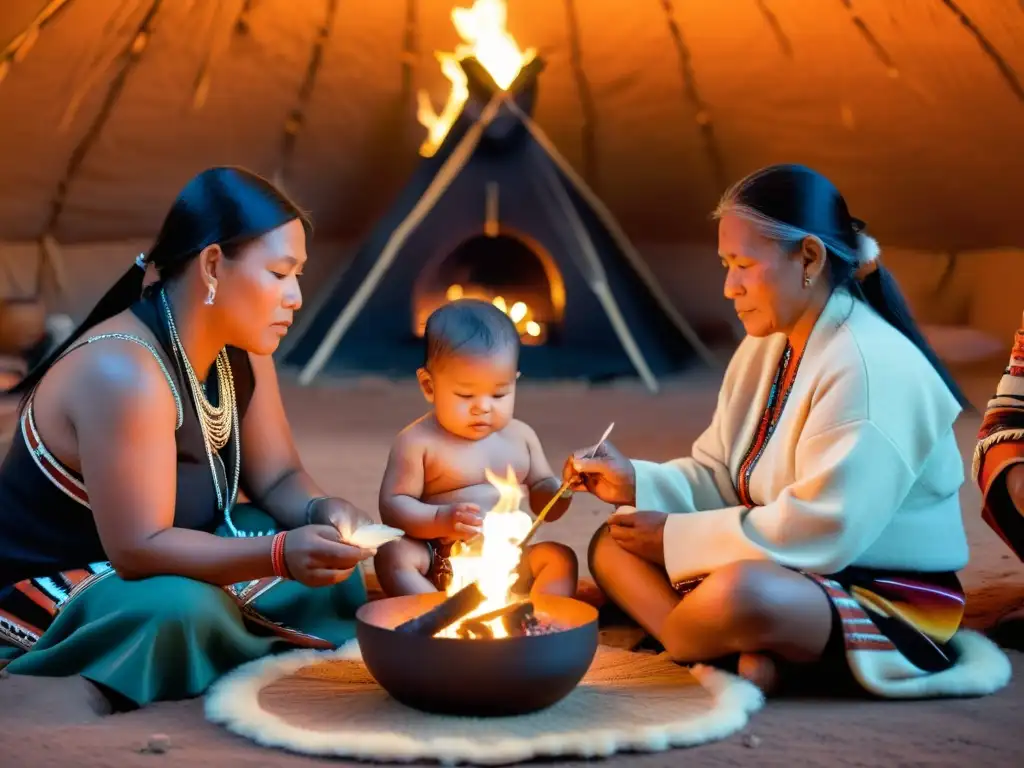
[355,593,600,640]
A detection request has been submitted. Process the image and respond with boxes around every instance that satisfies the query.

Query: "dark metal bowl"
[355,593,599,716]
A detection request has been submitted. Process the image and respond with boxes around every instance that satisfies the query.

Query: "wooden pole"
[484,182,499,237]
[275,0,339,184]
[506,100,719,370]
[529,141,660,393]
[44,0,164,236]
[297,92,506,386]
[38,235,69,301]
[0,0,75,86]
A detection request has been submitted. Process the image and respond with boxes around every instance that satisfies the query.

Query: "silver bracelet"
[304,496,332,526]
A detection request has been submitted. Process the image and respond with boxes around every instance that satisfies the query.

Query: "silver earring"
[803,274,812,288]
[205,284,216,306]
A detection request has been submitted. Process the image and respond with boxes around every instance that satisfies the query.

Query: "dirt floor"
[1,366,1023,767]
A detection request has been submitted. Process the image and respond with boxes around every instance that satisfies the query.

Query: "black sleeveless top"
[0,290,256,588]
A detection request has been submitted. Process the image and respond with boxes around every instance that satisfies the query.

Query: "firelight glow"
[441,285,547,342]
[436,465,533,639]
[417,0,536,157]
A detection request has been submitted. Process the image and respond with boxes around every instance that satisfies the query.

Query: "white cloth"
[633,289,969,584]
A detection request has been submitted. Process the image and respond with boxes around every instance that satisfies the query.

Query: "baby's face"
[425,350,518,440]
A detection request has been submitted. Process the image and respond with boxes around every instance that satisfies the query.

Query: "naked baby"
[374,298,579,598]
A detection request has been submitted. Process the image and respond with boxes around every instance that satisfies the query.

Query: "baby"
[374,298,579,598]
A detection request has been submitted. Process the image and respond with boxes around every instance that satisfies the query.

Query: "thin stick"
[296,91,505,385]
[519,422,614,549]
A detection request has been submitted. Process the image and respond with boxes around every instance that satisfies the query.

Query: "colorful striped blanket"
[973,329,1024,561]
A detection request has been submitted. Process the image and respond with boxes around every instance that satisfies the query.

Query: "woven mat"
[205,642,764,765]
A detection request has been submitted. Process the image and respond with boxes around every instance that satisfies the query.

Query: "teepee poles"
[0,0,75,87]
[506,100,719,370]
[297,92,506,386]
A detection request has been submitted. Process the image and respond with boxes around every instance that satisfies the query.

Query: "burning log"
[460,54,544,102]
[394,582,485,637]
[457,622,493,640]
[454,599,535,639]
[501,601,538,637]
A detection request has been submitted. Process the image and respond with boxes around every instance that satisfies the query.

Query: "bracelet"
[271,531,292,579]
[304,496,331,526]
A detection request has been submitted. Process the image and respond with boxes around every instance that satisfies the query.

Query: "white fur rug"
[205,643,765,765]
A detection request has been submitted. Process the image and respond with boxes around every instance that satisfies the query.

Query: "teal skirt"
[0,506,368,707]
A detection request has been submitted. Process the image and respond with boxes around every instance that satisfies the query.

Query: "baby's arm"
[379,430,482,540]
[521,422,573,522]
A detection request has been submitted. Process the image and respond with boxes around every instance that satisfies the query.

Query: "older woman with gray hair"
[562,164,1010,699]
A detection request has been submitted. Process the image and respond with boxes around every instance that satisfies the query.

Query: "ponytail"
[6,166,312,402]
[715,163,972,413]
[856,262,973,412]
[7,254,148,399]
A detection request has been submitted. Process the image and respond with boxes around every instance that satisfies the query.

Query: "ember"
[522,619,563,636]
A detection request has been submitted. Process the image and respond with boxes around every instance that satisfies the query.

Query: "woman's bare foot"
[990,604,1024,651]
[737,652,781,694]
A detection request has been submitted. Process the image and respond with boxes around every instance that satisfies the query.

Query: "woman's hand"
[561,440,636,507]
[606,508,668,565]
[308,497,376,543]
[283,525,375,587]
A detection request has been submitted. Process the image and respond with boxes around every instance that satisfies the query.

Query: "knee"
[587,524,617,585]
[373,539,400,572]
[700,561,780,636]
[373,537,426,589]
[530,541,578,573]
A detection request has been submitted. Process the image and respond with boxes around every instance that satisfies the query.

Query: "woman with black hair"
[0,167,377,706]
[563,164,1008,699]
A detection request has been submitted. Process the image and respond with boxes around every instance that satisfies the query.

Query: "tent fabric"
[281,101,702,386]
[0,0,1021,251]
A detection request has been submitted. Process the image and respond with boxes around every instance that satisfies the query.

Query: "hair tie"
[853,231,880,282]
[134,253,148,271]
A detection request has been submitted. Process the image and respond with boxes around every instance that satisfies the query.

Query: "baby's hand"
[437,502,483,540]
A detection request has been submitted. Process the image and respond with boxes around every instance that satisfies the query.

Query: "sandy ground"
[1,366,1023,767]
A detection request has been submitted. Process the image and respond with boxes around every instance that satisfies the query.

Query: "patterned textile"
[666,338,967,698]
[673,567,966,696]
[973,329,1024,560]
[0,564,113,651]
[1,400,332,654]
[735,342,802,507]
[0,567,333,655]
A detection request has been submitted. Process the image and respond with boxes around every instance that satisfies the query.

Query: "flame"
[417,0,536,157]
[441,285,546,342]
[437,465,533,638]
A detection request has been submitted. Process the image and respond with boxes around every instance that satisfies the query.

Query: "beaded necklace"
[158,289,248,536]
[735,342,803,507]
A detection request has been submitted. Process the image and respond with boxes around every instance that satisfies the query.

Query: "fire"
[417,0,536,157]
[442,285,546,341]
[437,465,533,638]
